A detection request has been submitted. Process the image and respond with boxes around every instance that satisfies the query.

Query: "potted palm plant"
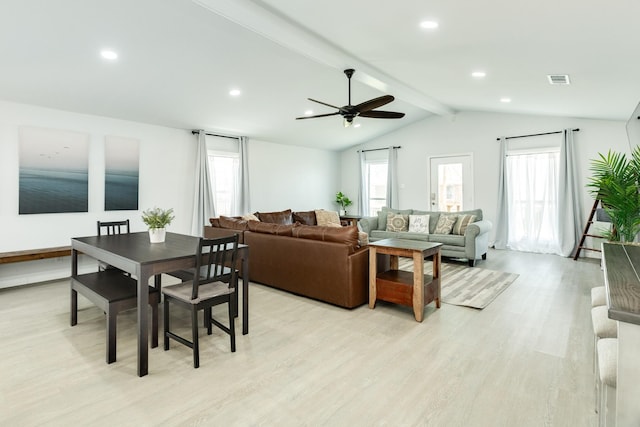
[335,191,353,216]
[142,207,175,243]
[588,146,640,242]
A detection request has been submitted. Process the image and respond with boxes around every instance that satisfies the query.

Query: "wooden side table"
[339,215,362,227]
[369,239,442,322]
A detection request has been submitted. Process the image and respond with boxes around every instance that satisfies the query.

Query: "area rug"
[396,258,519,309]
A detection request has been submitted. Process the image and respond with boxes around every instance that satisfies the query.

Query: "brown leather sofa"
[205,209,385,308]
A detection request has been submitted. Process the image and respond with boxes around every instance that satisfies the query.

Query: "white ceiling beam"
[193,0,454,116]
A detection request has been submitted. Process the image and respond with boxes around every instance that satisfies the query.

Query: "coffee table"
[368,239,442,322]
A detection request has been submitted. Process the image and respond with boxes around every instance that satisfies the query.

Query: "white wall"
[340,111,630,248]
[248,139,340,212]
[0,101,339,287]
[0,101,197,287]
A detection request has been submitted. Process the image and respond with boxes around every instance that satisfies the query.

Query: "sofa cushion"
[452,214,476,235]
[399,231,431,241]
[315,209,341,227]
[293,210,317,225]
[377,207,413,230]
[218,216,250,230]
[370,230,401,240]
[293,224,359,251]
[429,233,466,246]
[256,209,293,225]
[386,213,409,232]
[247,221,295,236]
[408,214,430,233]
[434,214,458,234]
[210,217,220,227]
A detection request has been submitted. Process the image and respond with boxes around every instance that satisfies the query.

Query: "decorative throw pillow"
[408,214,430,233]
[377,207,412,230]
[241,213,260,221]
[386,213,409,232]
[255,209,293,225]
[315,209,341,227]
[452,214,476,235]
[433,214,458,234]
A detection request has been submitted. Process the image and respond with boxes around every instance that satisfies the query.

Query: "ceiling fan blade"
[295,112,341,120]
[354,95,394,113]
[359,110,405,119]
[308,98,341,110]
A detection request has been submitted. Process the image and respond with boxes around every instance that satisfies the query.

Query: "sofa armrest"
[358,216,378,234]
[464,219,493,261]
[465,220,492,238]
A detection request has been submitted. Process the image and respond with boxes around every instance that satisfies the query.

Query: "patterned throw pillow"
[452,214,476,235]
[408,214,430,233]
[386,213,409,232]
[433,214,458,234]
[315,209,341,227]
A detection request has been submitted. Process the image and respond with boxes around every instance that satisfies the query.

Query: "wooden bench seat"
[71,270,159,364]
[0,246,71,264]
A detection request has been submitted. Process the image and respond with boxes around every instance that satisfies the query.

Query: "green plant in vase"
[588,146,640,242]
[335,191,353,215]
[142,207,175,243]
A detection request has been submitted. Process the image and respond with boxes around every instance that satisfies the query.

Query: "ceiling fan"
[296,69,405,127]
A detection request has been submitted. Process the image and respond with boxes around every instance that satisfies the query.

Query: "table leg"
[137,268,150,377]
[369,247,377,308]
[433,250,441,308]
[412,251,425,322]
[242,251,249,335]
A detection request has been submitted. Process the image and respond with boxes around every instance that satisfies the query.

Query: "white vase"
[339,209,346,216]
[148,228,166,243]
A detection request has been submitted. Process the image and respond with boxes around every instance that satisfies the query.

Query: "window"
[366,160,388,216]
[208,151,239,217]
[506,148,560,253]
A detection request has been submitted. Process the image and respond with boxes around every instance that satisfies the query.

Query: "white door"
[429,154,474,212]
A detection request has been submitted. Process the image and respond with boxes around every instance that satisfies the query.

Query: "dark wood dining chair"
[162,235,239,368]
[97,220,130,273]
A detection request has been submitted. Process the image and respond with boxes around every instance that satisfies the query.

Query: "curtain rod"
[357,146,401,153]
[191,130,239,140]
[496,128,580,141]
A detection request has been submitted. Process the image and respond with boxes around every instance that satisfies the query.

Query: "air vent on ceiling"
[547,74,571,85]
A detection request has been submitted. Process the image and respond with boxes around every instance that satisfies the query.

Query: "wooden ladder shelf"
[573,199,608,260]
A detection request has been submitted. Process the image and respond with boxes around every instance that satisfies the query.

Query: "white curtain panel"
[557,129,582,257]
[506,149,561,254]
[238,136,250,215]
[190,130,216,236]
[357,151,368,216]
[386,146,399,209]
[493,137,509,249]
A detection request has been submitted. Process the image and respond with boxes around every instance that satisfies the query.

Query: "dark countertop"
[602,242,640,325]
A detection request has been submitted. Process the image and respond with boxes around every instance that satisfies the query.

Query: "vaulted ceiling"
[1,0,638,150]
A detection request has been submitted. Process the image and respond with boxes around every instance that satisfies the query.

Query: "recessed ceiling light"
[100,50,118,60]
[500,97,512,103]
[420,20,439,29]
[304,110,313,116]
[229,89,241,97]
[471,71,486,78]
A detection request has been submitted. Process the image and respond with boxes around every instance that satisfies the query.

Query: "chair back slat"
[191,235,239,300]
[97,220,130,236]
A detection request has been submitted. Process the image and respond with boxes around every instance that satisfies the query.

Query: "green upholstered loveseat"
[358,207,492,266]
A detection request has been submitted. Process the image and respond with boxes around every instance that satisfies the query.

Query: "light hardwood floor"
[0,249,601,426]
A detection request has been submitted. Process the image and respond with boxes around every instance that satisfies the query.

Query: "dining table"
[71,231,249,377]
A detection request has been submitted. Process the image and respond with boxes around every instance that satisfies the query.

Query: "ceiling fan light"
[344,118,353,128]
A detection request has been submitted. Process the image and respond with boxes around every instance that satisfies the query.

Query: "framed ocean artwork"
[104,135,139,211]
[19,127,89,214]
